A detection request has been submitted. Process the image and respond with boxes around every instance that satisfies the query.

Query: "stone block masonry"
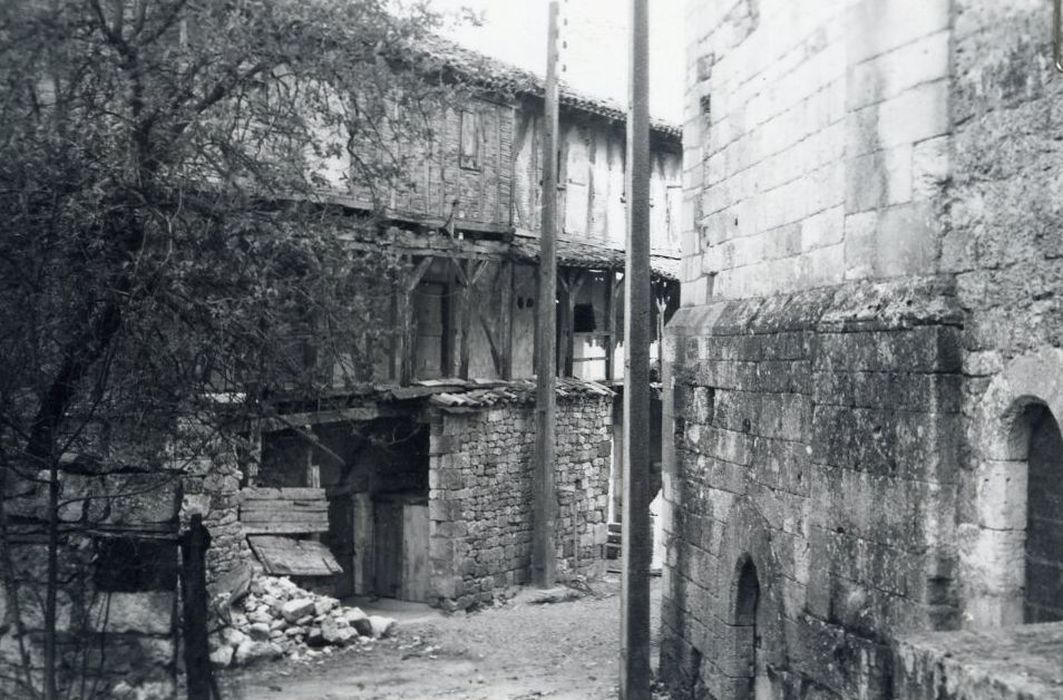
[427,394,612,610]
[660,278,964,698]
[683,0,952,306]
[675,0,1063,696]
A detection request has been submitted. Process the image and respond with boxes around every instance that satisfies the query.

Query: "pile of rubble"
[210,575,397,668]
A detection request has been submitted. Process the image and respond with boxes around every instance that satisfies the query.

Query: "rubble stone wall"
[660,280,963,698]
[175,422,253,592]
[427,395,612,610]
[0,470,182,700]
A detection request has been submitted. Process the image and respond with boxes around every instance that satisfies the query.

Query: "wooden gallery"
[238,43,683,609]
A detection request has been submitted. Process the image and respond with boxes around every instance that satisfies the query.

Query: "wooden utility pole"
[621,0,652,696]
[532,0,561,588]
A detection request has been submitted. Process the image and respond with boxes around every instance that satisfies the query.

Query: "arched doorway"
[734,557,770,699]
[1022,403,1063,622]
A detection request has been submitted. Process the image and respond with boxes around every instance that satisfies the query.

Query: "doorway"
[1023,403,1063,623]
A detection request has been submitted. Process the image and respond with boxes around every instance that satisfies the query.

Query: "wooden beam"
[258,405,401,433]
[406,257,434,293]
[501,261,514,379]
[478,313,504,377]
[561,269,586,377]
[399,256,435,384]
[458,261,472,379]
[605,268,617,381]
[450,256,470,287]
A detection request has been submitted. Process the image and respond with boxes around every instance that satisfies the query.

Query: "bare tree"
[0,1,464,696]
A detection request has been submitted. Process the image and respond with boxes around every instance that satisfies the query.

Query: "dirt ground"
[220,575,664,700]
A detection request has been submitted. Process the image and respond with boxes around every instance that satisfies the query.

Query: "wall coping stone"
[668,277,961,337]
[893,622,1063,699]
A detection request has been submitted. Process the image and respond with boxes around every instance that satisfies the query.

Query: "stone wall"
[1,468,181,699]
[672,0,1063,696]
[175,421,253,593]
[661,280,963,698]
[893,622,1063,699]
[945,0,1063,630]
[680,0,952,304]
[427,395,612,610]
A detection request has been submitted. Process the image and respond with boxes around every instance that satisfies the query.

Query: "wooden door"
[400,504,429,602]
[372,499,403,598]
[326,489,355,598]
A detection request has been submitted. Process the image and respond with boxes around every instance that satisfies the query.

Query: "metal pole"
[533,0,560,589]
[621,0,651,696]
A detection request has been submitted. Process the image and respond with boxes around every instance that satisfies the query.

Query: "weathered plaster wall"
[681,0,952,305]
[427,395,612,610]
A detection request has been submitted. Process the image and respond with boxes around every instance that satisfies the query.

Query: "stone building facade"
[663,0,1063,697]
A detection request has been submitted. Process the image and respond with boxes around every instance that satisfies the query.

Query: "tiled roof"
[511,234,681,281]
[425,377,614,412]
[415,35,682,139]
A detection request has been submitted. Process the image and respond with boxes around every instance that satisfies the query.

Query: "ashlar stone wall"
[427,395,612,610]
[672,0,1063,696]
[681,0,952,304]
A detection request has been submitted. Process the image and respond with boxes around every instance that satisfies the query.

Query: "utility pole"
[532,0,560,589]
[621,0,651,696]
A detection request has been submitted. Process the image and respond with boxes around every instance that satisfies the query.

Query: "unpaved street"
[220,576,663,700]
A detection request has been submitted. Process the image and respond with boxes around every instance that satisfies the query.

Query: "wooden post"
[605,269,616,381]
[559,269,585,377]
[533,0,560,589]
[181,514,213,700]
[501,260,514,379]
[399,257,434,384]
[621,0,652,696]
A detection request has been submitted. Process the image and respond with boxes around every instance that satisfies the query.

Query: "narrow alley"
[221,577,664,700]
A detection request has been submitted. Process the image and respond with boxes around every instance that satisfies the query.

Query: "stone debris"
[210,574,397,668]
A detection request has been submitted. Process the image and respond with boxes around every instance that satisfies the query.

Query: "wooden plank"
[401,504,430,603]
[258,405,401,433]
[239,487,327,502]
[241,522,330,535]
[241,506,329,517]
[373,500,403,598]
[248,536,343,577]
[239,512,329,525]
[353,493,374,596]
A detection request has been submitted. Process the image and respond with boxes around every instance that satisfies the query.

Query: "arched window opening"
[734,558,760,699]
[1024,403,1063,623]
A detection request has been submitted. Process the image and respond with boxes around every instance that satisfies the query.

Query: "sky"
[429,0,686,124]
